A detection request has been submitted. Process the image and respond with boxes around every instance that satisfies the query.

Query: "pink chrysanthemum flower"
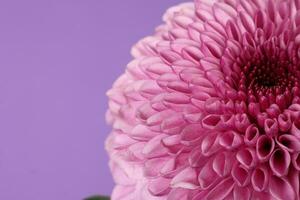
[106,0,300,199]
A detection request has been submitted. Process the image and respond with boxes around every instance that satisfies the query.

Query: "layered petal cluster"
[106,0,300,199]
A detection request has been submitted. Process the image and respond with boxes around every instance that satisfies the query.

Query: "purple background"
[0,0,186,199]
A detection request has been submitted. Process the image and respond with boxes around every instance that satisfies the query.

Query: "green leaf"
[84,195,110,200]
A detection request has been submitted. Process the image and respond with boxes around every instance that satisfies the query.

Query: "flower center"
[236,39,300,111]
[243,57,297,94]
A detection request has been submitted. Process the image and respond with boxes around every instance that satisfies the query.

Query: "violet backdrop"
[0,0,187,199]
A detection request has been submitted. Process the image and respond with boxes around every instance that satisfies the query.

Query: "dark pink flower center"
[239,46,300,111]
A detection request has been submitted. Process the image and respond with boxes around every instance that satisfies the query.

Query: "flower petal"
[205,177,235,200]
[251,166,269,192]
[269,176,296,200]
[269,148,291,177]
[256,135,275,161]
[171,167,199,189]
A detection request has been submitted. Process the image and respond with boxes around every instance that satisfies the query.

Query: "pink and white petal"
[171,167,199,189]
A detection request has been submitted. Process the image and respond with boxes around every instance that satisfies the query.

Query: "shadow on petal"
[256,135,275,161]
[277,134,300,153]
